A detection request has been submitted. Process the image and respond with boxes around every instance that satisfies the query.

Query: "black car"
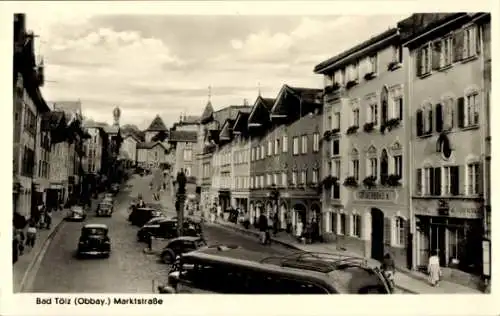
[96,202,113,217]
[110,183,120,195]
[137,218,202,242]
[77,224,111,258]
[159,236,207,264]
[129,207,162,227]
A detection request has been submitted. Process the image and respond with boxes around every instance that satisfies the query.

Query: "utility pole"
[176,170,187,237]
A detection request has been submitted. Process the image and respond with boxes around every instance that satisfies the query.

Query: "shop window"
[330,212,337,234]
[339,213,346,235]
[394,217,405,246]
[466,162,480,195]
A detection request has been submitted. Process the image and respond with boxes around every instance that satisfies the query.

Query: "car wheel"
[162,250,174,264]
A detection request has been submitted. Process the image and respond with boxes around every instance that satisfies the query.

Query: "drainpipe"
[31,106,40,220]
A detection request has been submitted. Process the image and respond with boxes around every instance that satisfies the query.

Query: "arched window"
[380,149,389,184]
[423,103,433,135]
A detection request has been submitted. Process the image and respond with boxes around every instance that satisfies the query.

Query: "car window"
[168,240,181,249]
[84,228,106,236]
[147,218,162,225]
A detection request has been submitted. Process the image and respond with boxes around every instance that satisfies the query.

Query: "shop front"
[218,190,231,211]
[414,198,483,274]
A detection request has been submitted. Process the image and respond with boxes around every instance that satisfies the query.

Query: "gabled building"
[121,132,140,168]
[169,129,198,187]
[144,114,169,143]
[136,141,169,169]
[314,27,410,267]
[398,13,490,274]
[230,110,252,214]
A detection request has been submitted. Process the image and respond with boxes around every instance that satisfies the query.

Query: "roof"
[200,101,215,124]
[52,101,82,122]
[41,111,66,132]
[182,115,200,124]
[136,141,167,150]
[83,223,108,229]
[219,119,235,141]
[123,133,141,142]
[169,130,197,143]
[233,111,250,133]
[261,98,276,110]
[146,115,168,132]
[213,105,251,127]
[313,27,400,74]
[270,85,322,117]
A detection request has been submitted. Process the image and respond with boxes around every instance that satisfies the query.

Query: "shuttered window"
[416,109,423,136]
[339,213,346,235]
[416,168,422,195]
[352,214,362,238]
[394,217,406,246]
[383,216,391,246]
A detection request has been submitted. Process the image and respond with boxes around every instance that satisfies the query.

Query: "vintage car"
[159,236,207,264]
[96,202,113,217]
[77,223,111,258]
[128,207,162,227]
[110,183,120,195]
[137,217,202,242]
[65,205,87,222]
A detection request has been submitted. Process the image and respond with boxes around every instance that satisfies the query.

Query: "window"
[292,171,297,185]
[333,159,341,178]
[393,97,403,121]
[351,159,359,181]
[313,133,320,152]
[352,214,362,238]
[393,155,402,178]
[339,213,346,235]
[346,63,358,82]
[443,98,454,130]
[440,36,453,67]
[393,45,403,63]
[463,26,477,59]
[394,217,405,246]
[260,145,265,159]
[254,147,258,161]
[442,166,458,195]
[422,106,433,134]
[465,92,479,126]
[268,141,272,156]
[273,173,278,186]
[333,112,341,129]
[417,44,431,76]
[331,139,340,156]
[267,174,272,186]
[327,115,332,130]
[368,54,377,74]
[467,162,480,195]
[301,135,308,154]
[250,177,254,188]
[369,158,377,177]
[301,170,307,184]
[274,139,280,155]
[281,172,287,186]
[422,167,432,195]
[330,212,337,234]
[183,149,192,161]
[260,175,265,188]
[368,103,378,125]
[282,135,288,153]
[292,137,299,155]
[312,169,319,183]
[352,108,360,126]
[421,166,443,196]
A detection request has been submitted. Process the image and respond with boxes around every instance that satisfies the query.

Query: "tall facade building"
[121,133,140,168]
[84,125,106,174]
[314,27,410,266]
[231,111,252,214]
[398,13,490,274]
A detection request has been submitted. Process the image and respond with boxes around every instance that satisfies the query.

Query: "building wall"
[322,38,409,266]
[86,127,103,173]
[137,148,148,163]
[231,134,251,211]
[147,145,167,164]
[173,141,197,178]
[122,136,137,163]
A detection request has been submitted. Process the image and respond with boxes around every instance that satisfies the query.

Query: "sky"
[24,10,410,129]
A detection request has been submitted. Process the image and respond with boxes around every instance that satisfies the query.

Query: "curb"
[17,216,66,292]
[209,221,419,294]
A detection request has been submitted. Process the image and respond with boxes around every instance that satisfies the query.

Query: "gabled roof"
[41,111,66,132]
[200,101,214,124]
[270,85,322,119]
[219,119,235,141]
[247,96,276,127]
[232,111,250,134]
[169,130,198,143]
[123,133,141,142]
[136,141,167,150]
[146,115,168,132]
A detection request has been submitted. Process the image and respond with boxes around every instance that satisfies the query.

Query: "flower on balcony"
[343,176,358,188]
[323,130,333,140]
[345,79,358,89]
[331,128,340,134]
[387,60,401,71]
[362,176,377,188]
[364,71,376,80]
[380,118,400,134]
[322,175,337,189]
[363,122,375,133]
[324,82,340,93]
[346,125,359,135]
[386,174,402,186]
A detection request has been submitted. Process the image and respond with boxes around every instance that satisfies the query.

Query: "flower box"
[387,61,401,71]
[381,118,400,134]
[345,79,358,89]
[363,122,375,133]
[322,175,337,189]
[324,82,340,93]
[323,130,333,140]
[364,72,376,80]
[362,176,377,188]
[331,128,340,134]
[386,174,401,186]
[343,176,358,188]
[346,125,359,135]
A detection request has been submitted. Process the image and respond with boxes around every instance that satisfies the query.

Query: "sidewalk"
[207,219,483,294]
[13,209,66,293]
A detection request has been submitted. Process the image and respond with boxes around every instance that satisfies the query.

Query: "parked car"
[77,224,111,258]
[137,218,202,242]
[65,205,87,222]
[158,248,393,294]
[159,236,207,264]
[110,183,120,195]
[129,207,162,227]
[96,202,113,217]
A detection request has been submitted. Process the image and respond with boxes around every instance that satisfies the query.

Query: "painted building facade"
[84,126,106,174]
[231,111,252,214]
[398,13,490,273]
[315,28,410,267]
[121,134,139,167]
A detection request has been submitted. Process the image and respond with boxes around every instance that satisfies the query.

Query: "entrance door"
[430,224,446,265]
[371,208,385,261]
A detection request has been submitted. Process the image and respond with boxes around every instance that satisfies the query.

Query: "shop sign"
[356,189,395,201]
[414,203,481,219]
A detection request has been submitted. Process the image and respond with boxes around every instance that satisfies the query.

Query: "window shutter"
[403,218,409,248]
[347,214,352,236]
[450,166,459,195]
[416,110,423,136]
[457,97,465,128]
[416,48,423,76]
[416,168,422,195]
[478,162,483,195]
[432,41,442,70]
[428,109,433,134]
[384,216,392,246]
[453,30,465,62]
[458,165,465,195]
[435,103,443,132]
[429,168,435,196]
[475,26,481,55]
[433,167,441,196]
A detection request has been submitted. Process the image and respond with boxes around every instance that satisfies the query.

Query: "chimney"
[243,98,249,106]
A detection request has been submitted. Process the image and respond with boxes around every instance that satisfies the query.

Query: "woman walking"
[427,250,442,287]
[26,223,37,248]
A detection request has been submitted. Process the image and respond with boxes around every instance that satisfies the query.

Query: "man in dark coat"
[258,213,268,244]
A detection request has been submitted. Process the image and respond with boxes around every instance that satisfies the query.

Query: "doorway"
[430,224,446,266]
[371,208,385,261]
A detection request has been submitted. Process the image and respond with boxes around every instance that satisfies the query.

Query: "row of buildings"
[167,13,491,279]
[13,14,124,221]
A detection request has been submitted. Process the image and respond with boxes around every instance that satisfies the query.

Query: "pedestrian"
[272,212,279,236]
[381,253,396,291]
[243,211,250,229]
[147,233,153,251]
[427,250,442,287]
[13,230,19,264]
[26,223,37,248]
[258,213,268,245]
[295,219,303,243]
[45,209,52,229]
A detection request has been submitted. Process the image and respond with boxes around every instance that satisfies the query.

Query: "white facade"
[85,127,103,173]
[122,135,138,163]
